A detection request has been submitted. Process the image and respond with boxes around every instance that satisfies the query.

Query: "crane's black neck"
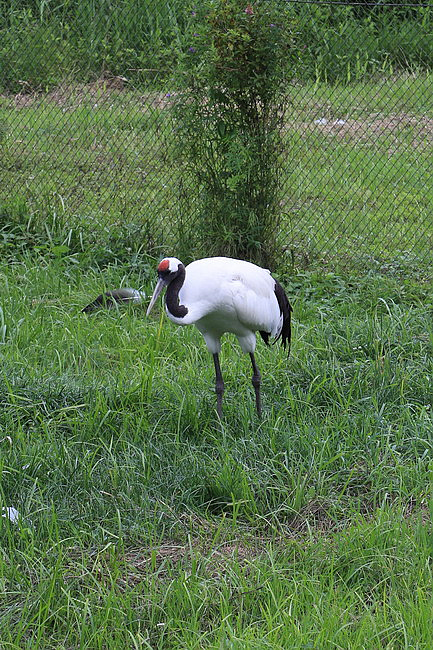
[165,264,188,318]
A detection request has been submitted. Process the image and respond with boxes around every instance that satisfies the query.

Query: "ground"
[0,255,432,647]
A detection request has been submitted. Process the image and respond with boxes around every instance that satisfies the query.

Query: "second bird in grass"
[82,288,146,313]
[146,256,292,417]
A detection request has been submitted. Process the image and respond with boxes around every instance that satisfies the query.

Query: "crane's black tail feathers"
[258,280,292,356]
[273,280,292,356]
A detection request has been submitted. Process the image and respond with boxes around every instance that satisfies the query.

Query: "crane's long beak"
[146,278,167,316]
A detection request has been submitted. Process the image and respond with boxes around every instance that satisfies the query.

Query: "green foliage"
[174,0,299,267]
[294,4,433,82]
[0,0,189,92]
[0,1,432,94]
[0,198,156,269]
[0,17,75,93]
[0,255,432,645]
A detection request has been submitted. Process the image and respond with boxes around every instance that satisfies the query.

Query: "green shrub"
[0,18,74,93]
[173,0,299,268]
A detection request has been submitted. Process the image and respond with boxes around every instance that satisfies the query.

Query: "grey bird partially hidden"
[82,288,146,313]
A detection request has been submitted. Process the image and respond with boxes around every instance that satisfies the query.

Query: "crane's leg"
[213,353,224,418]
[249,353,262,417]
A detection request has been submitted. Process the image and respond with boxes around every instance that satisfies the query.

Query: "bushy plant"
[0,198,77,258]
[173,0,299,268]
[0,17,75,93]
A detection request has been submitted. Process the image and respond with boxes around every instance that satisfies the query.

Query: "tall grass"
[0,252,432,646]
[0,0,432,92]
[292,3,433,82]
[0,0,190,91]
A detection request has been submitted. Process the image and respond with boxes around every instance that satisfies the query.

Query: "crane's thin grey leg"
[249,353,262,417]
[213,353,224,418]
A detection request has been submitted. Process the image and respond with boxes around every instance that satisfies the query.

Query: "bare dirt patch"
[4,78,175,111]
[121,537,260,586]
[294,113,433,147]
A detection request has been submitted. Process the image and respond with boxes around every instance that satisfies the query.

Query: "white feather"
[166,257,282,354]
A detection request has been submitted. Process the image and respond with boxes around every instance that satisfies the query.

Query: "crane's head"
[146,257,183,316]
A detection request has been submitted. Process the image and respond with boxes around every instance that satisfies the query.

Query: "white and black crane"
[146,256,292,417]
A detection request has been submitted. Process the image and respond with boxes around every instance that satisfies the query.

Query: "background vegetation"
[1,0,432,268]
[0,0,432,92]
[1,1,433,645]
[1,71,432,270]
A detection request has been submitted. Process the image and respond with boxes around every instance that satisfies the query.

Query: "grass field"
[1,16,433,643]
[1,72,432,267]
[1,253,432,647]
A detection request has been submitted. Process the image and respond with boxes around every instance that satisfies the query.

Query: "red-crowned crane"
[146,256,292,417]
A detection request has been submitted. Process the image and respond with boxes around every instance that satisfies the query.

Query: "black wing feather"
[273,280,292,355]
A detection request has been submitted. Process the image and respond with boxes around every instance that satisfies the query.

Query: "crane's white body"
[146,256,292,417]
[164,257,283,354]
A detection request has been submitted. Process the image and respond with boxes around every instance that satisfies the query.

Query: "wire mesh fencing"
[1,0,432,270]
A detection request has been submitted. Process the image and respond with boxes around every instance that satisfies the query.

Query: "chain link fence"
[1,0,432,270]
